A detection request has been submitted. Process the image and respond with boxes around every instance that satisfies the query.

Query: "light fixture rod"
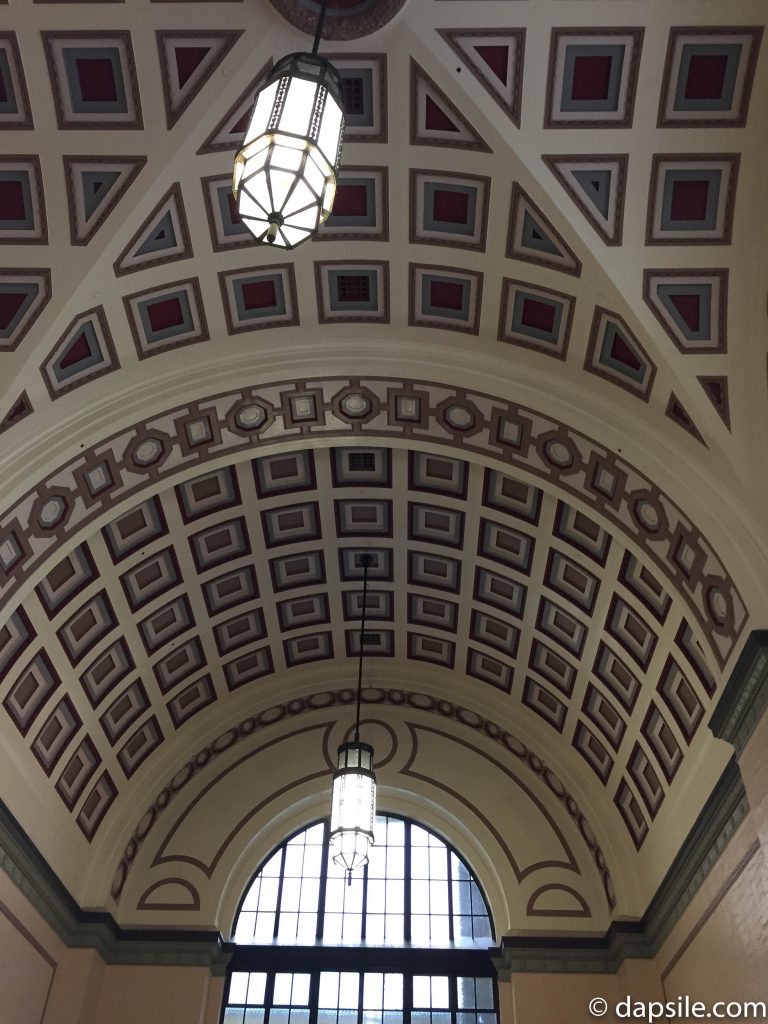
[354,553,372,742]
[312,0,330,55]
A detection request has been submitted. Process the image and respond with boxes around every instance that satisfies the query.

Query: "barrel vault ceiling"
[1,0,767,937]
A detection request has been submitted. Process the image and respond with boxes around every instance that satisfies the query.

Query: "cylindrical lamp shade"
[329,741,376,874]
[232,52,345,249]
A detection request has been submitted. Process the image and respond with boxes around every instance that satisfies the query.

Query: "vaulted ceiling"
[1,0,767,939]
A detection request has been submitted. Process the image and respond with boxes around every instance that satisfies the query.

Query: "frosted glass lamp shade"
[232,52,345,249]
[329,741,376,874]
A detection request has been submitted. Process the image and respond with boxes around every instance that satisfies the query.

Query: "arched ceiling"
[1,0,767,939]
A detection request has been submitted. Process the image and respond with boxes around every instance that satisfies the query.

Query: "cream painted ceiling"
[1,0,767,937]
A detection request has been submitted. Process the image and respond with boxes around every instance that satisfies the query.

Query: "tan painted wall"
[0,867,222,1024]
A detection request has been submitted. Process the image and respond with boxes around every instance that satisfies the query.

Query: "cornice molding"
[1,753,749,975]
[709,630,768,755]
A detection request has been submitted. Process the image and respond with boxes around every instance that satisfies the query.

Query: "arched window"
[222,815,498,1024]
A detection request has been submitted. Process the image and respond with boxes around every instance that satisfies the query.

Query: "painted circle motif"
[543,438,575,469]
[340,392,371,417]
[133,437,164,466]
[706,583,731,625]
[267,0,408,40]
[234,403,267,430]
[37,496,66,528]
[444,404,475,430]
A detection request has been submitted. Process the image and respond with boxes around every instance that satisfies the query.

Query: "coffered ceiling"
[1,0,767,938]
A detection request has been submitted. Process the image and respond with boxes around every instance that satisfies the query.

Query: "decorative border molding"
[709,630,768,755]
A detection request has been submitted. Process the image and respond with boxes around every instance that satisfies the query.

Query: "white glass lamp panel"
[279,77,317,136]
[280,226,311,248]
[240,169,270,210]
[283,210,318,232]
[316,95,343,166]
[229,973,249,1004]
[244,81,279,144]
[321,178,337,220]
[238,188,269,220]
[270,140,305,173]
[304,152,329,196]
[284,179,317,218]
[269,168,299,213]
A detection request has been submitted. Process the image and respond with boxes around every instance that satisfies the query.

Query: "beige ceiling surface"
[0,0,767,935]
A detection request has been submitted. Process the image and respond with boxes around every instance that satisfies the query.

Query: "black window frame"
[221,815,499,1024]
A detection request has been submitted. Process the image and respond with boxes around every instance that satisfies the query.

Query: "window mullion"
[404,821,411,943]
[446,850,454,943]
[317,820,331,940]
[274,846,287,940]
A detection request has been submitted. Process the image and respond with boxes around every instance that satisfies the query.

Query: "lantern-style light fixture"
[232,0,345,249]
[329,554,376,882]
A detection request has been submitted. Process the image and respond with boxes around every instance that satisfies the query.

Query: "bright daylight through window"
[222,815,497,1024]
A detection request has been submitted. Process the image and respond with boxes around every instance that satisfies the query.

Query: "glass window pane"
[383,974,402,1009]
[431,977,449,1008]
[247,973,267,1004]
[224,1009,244,1024]
[412,880,429,911]
[254,913,276,943]
[277,911,298,941]
[430,880,446,910]
[411,914,430,944]
[385,846,404,878]
[324,914,342,942]
[386,880,404,913]
[260,876,280,912]
[229,973,249,1004]
[429,848,448,880]
[411,846,430,879]
[244,1010,265,1024]
[475,978,493,1009]
[366,914,385,943]
[261,850,282,877]
[273,974,294,1005]
[385,913,403,943]
[431,916,450,944]
[292,975,311,1004]
[386,818,405,846]
[297,912,317,943]
[413,977,431,1008]
[284,845,304,877]
[339,973,359,1009]
[289,1010,310,1024]
[363,973,383,1008]
[411,825,429,846]
[368,879,385,913]
[319,973,340,1008]
[234,912,256,943]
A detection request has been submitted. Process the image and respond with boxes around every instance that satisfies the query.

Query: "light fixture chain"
[312,0,330,55]
[354,555,370,742]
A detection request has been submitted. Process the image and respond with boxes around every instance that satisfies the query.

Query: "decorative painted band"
[0,376,746,670]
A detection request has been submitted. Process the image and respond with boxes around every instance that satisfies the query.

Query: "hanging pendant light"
[232,0,345,249]
[329,554,376,883]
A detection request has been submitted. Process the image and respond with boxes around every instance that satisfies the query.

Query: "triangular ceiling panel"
[64,156,146,246]
[698,376,731,430]
[643,270,727,354]
[438,28,525,126]
[544,155,628,245]
[585,306,656,401]
[410,58,491,152]
[0,268,52,351]
[157,30,242,129]
[0,32,33,129]
[197,60,273,154]
[0,391,32,436]
[42,306,119,399]
[114,183,192,277]
[506,183,582,277]
[666,393,706,446]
